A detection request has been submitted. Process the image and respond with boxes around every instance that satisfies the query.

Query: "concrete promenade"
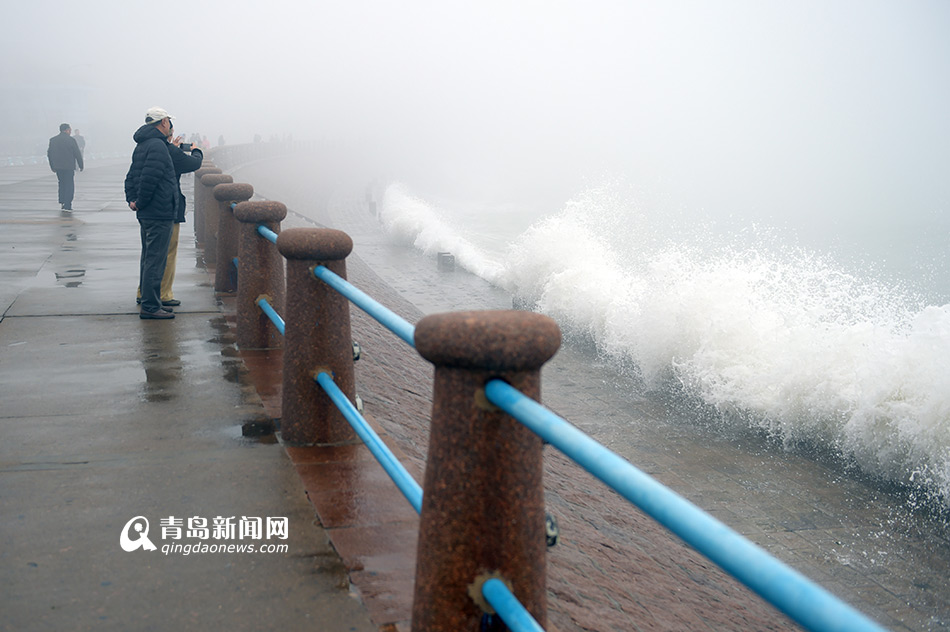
[4,156,948,632]
[0,161,377,631]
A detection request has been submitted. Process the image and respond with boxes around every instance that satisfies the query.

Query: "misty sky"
[4,0,949,231]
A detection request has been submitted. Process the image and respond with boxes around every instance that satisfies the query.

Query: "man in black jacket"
[125,107,180,319]
[133,122,204,307]
[47,123,84,210]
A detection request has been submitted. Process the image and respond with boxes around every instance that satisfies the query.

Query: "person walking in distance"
[73,129,86,156]
[125,107,180,320]
[47,123,84,210]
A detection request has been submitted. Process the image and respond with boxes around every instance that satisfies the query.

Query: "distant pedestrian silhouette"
[73,129,86,156]
[47,123,84,210]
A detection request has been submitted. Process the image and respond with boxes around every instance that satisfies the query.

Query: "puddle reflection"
[54,268,85,288]
[139,319,182,403]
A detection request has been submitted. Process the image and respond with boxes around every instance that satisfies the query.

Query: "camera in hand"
[180,142,192,151]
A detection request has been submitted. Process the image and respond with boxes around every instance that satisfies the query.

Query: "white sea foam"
[379,183,506,283]
[380,179,950,507]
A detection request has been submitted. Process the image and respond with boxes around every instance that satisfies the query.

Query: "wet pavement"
[6,154,948,632]
[0,161,377,631]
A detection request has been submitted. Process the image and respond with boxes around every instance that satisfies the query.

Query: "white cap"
[145,106,173,124]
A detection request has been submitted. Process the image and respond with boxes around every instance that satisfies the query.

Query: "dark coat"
[47,132,84,172]
[167,144,203,223]
[124,124,179,221]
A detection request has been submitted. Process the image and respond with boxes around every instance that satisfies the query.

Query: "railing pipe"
[192,165,221,244]
[483,379,887,632]
[312,264,415,347]
[198,173,233,263]
[315,371,423,513]
[276,227,357,445]
[411,310,561,632]
[233,200,287,349]
[481,579,546,632]
[212,182,253,293]
[257,224,278,244]
[256,297,285,336]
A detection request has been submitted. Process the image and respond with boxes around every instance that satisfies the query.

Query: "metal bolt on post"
[411,310,561,632]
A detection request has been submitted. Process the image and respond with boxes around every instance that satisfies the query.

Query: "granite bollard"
[192,165,221,244]
[233,201,287,350]
[212,182,254,293]
[411,310,561,632]
[199,173,232,264]
[275,227,358,445]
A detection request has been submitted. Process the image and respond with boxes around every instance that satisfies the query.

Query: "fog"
[3,0,949,235]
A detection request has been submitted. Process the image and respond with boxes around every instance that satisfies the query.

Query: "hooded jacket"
[124,124,179,221]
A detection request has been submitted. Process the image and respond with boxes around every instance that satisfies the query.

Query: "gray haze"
[3,0,949,237]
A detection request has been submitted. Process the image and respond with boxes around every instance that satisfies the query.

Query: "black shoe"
[162,299,181,307]
[140,309,175,320]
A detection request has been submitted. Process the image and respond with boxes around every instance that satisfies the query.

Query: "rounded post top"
[201,173,232,186]
[415,310,561,372]
[277,227,353,261]
[194,166,222,178]
[213,182,254,202]
[233,200,287,223]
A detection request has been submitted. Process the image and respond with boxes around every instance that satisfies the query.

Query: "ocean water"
[377,178,950,512]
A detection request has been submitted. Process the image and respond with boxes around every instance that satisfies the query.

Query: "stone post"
[212,182,254,293]
[193,165,221,244]
[233,201,287,350]
[411,310,561,632]
[276,227,357,445]
[199,173,232,264]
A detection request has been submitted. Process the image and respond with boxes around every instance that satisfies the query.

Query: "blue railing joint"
[256,223,278,244]
[255,295,285,336]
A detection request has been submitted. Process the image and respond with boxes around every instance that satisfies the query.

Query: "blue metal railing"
[256,296,285,335]
[243,221,887,632]
[311,265,416,347]
[315,370,423,513]
[257,224,278,243]
[482,578,546,632]
[243,225,533,627]
[484,379,885,632]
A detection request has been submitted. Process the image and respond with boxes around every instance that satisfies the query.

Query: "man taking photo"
[124,107,179,320]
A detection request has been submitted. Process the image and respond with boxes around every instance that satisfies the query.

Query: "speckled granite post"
[276,227,357,445]
[234,201,287,350]
[213,182,254,293]
[193,165,221,244]
[411,311,561,632]
[199,173,232,264]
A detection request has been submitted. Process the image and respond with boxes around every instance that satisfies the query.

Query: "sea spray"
[378,179,950,509]
[380,183,505,283]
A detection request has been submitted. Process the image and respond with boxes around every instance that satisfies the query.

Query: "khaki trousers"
[160,223,180,301]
